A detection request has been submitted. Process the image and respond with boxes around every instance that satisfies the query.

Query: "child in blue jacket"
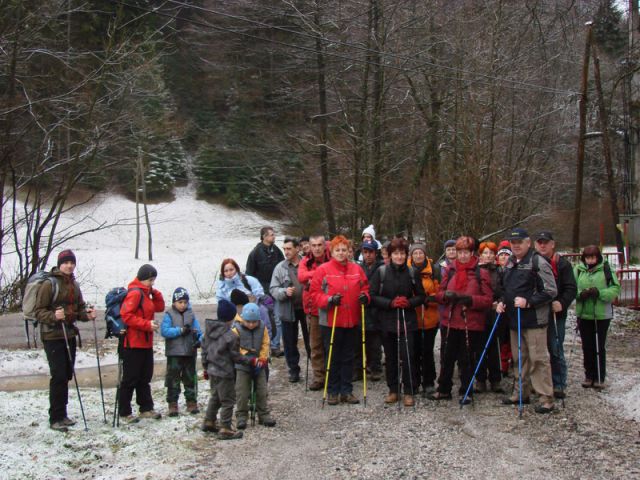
[160,287,203,416]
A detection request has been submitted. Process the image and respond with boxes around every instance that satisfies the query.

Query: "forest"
[0,1,635,297]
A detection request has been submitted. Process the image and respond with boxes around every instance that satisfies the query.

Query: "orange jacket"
[409,258,440,330]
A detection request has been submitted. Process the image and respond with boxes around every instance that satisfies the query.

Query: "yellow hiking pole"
[361,304,367,407]
[322,306,339,408]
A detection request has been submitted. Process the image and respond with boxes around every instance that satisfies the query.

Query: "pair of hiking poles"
[321,305,369,408]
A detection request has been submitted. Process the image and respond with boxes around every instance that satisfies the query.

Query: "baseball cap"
[535,231,554,242]
[505,228,529,241]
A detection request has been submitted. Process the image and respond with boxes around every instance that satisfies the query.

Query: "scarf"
[451,256,478,292]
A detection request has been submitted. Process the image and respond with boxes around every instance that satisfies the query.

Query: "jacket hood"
[127,277,152,293]
[206,318,230,340]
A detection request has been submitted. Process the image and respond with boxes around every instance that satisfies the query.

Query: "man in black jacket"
[246,226,285,356]
[534,231,577,399]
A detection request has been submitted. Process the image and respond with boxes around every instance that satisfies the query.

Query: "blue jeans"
[282,309,310,375]
[547,314,567,390]
[270,308,282,351]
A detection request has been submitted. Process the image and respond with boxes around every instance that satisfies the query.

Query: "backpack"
[104,287,144,339]
[22,271,60,348]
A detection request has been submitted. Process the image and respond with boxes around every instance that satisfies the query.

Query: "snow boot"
[50,421,69,433]
[186,401,199,414]
[201,418,219,433]
[168,402,179,417]
[61,417,76,426]
[217,425,243,440]
[120,414,140,424]
[139,410,161,420]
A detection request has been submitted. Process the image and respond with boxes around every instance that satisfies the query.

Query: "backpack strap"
[603,262,614,287]
[240,274,252,293]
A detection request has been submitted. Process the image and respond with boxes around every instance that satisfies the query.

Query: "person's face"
[174,299,188,312]
[332,244,349,263]
[141,277,156,287]
[300,241,310,254]
[457,249,472,264]
[412,249,426,265]
[534,239,555,257]
[585,255,598,266]
[391,249,407,266]
[510,238,530,259]
[479,248,496,265]
[381,248,388,260]
[497,252,510,267]
[310,238,325,259]
[283,242,299,261]
[223,263,237,279]
[445,246,457,260]
[262,229,275,245]
[245,320,259,330]
[59,261,76,275]
[362,248,376,265]
[362,233,374,242]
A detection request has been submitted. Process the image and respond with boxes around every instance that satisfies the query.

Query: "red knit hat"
[57,249,76,267]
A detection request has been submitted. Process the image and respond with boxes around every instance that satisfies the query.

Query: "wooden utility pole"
[572,22,593,251]
[592,44,625,256]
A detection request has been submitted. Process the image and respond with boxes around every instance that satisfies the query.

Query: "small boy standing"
[160,287,203,416]
[201,299,254,440]
[232,302,276,429]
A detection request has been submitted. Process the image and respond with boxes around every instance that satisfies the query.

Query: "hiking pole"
[517,307,523,419]
[361,304,367,408]
[113,355,122,427]
[90,310,107,424]
[594,317,602,387]
[461,307,474,406]
[305,315,311,393]
[396,308,401,412]
[250,377,256,426]
[551,312,565,409]
[401,309,415,410]
[25,320,31,349]
[321,306,338,408]
[461,313,502,408]
[61,321,88,431]
[419,305,425,394]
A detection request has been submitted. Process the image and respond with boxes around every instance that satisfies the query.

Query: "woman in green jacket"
[574,245,621,389]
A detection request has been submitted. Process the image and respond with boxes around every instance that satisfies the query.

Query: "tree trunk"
[135,147,141,260]
[368,0,384,224]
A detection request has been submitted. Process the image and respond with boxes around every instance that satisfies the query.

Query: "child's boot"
[186,401,200,415]
[217,424,243,440]
[168,402,179,417]
[201,418,219,433]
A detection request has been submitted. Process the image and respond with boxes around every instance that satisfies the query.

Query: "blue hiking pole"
[517,307,523,419]
[460,313,502,408]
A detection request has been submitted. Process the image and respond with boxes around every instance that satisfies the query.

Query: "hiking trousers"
[44,338,76,424]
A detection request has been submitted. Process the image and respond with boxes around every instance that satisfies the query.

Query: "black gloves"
[358,293,369,305]
[579,288,599,301]
[458,295,472,307]
[182,324,192,336]
[444,291,458,303]
[328,294,343,307]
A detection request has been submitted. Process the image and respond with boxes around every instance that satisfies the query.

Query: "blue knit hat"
[217,299,237,322]
[172,287,189,303]
[242,303,261,322]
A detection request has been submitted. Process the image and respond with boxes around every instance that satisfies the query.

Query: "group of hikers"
[33,224,621,439]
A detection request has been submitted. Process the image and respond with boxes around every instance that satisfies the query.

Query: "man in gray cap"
[496,228,557,414]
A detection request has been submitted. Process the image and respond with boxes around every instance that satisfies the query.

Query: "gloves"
[588,287,599,299]
[580,288,599,301]
[328,294,343,307]
[203,371,209,381]
[458,295,472,307]
[193,340,201,349]
[250,357,267,369]
[391,296,410,309]
[358,293,369,305]
[250,357,259,367]
[182,324,192,336]
[444,291,458,303]
[425,295,436,304]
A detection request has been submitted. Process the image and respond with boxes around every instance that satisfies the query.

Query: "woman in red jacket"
[119,264,165,422]
[431,236,493,405]
[310,236,369,405]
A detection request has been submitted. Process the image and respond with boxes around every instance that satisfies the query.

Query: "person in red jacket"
[119,264,166,422]
[298,235,331,390]
[431,236,493,405]
[310,235,369,405]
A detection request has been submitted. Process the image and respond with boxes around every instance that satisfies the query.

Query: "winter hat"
[137,264,158,281]
[217,299,237,322]
[362,224,376,239]
[172,287,189,303]
[361,240,377,251]
[443,239,456,249]
[242,303,261,322]
[57,249,76,267]
[409,243,427,257]
[230,289,250,306]
[497,240,512,257]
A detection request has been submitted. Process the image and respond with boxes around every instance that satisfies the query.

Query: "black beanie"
[217,299,237,322]
[57,249,76,267]
[172,287,189,303]
[230,289,250,306]
[137,264,158,281]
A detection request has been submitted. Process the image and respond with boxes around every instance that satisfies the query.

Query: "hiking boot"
[369,372,382,382]
[120,414,140,424]
[61,417,76,426]
[168,402,179,417]
[309,380,324,391]
[403,395,415,407]
[534,403,554,414]
[429,392,452,401]
[501,396,530,405]
[50,421,69,433]
[327,394,340,406]
[259,416,276,427]
[490,382,504,393]
[186,401,200,415]
[384,392,399,404]
[201,418,219,433]
[474,380,487,393]
[459,396,472,406]
[236,418,247,430]
[582,378,594,388]
[138,410,161,420]
[271,348,285,358]
[553,389,566,399]
[289,372,300,383]
[592,381,606,390]
[340,393,360,404]
[217,425,243,440]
